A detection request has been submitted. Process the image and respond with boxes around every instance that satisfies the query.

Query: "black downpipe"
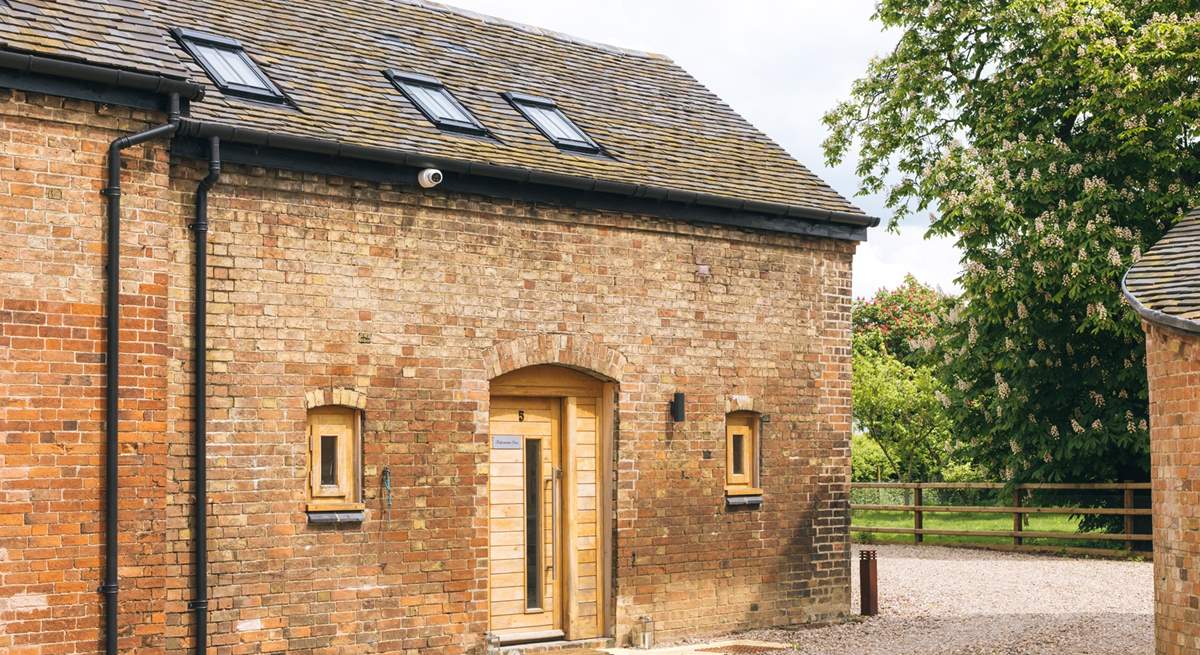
[102,93,181,655]
[188,137,220,655]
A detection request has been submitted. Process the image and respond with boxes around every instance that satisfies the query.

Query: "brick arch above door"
[482,333,627,383]
[303,387,368,410]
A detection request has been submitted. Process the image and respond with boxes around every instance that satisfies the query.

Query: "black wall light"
[669,392,685,422]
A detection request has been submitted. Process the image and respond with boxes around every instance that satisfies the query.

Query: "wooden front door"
[489,396,563,640]
[488,365,611,644]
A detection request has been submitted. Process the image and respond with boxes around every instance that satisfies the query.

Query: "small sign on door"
[492,435,522,450]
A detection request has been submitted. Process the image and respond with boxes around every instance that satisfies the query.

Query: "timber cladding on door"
[487,365,613,644]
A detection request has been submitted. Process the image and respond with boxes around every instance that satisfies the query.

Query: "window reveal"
[306,406,362,512]
[725,411,761,496]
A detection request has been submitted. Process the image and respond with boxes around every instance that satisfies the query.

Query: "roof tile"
[1125,210,1200,331]
[1,0,863,216]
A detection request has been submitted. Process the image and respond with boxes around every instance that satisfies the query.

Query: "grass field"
[851,509,1131,551]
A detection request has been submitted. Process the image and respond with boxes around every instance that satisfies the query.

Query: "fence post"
[1013,487,1023,546]
[1124,482,1134,551]
[913,484,923,544]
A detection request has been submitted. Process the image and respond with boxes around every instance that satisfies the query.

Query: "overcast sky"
[443,0,963,298]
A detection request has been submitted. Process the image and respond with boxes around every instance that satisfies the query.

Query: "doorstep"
[498,637,613,654]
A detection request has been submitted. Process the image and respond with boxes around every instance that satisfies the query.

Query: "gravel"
[738,544,1153,655]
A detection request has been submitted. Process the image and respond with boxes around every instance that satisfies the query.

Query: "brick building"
[0,1,876,653]
[1124,210,1200,655]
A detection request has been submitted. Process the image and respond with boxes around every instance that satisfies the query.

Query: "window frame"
[306,406,363,512]
[503,92,603,154]
[725,411,762,496]
[171,27,289,104]
[384,70,489,136]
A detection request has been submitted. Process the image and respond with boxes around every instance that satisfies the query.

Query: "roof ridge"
[397,0,670,61]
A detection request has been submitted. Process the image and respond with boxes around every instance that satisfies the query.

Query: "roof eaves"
[0,46,205,100]
[1122,268,1200,335]
[176,117,880,230]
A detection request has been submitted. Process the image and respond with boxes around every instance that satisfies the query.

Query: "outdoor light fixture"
[639,616,655,648]
[669,392,685,422]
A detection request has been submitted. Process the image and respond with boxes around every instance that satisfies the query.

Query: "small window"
[385,70,487,135]
[726,412,761,496]
[171,28,287,103]
[307,406,362,511]
[504,92,602,154]
[524,437,543,610]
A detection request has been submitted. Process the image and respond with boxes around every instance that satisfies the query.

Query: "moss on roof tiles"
[2,0,864,217]
[0,0,191,77]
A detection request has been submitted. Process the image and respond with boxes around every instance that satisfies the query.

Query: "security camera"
[417,168,443,189]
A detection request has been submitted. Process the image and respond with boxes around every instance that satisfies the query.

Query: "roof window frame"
[384,70,489,137]
[503,92,603,155]
[171,27,289,105]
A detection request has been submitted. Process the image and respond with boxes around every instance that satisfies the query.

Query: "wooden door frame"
[598,381,615,640]
[488,365,616,642]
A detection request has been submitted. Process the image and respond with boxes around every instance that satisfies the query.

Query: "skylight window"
[504,93,602,154]
[171,28,287,103]
[385,70,487,136]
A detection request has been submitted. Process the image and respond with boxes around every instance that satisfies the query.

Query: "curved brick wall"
[1145,321,1200,654]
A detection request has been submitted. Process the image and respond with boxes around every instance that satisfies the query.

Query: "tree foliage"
[852,277,962,481]
[827,1,1200,482]
[853,345,955,481]
[853,274,955,366]
[851,433,897,482]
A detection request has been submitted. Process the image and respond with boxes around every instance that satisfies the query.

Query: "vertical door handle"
[549,466,561,581]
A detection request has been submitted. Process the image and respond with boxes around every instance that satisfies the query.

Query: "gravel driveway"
[741,544,1153,655]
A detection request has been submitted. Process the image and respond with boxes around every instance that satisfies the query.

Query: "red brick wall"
[1145,321,1200,655]
[0,90,173,654]
[1,91,855,654]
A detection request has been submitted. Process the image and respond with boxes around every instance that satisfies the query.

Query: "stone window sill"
[725,490,764,507]
[307,510,365,524]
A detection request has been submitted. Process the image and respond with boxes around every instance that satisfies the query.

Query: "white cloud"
[442,0,960,296]
[853,226,962,299]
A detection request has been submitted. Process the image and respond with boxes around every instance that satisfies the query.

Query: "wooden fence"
[850,481,1152,557]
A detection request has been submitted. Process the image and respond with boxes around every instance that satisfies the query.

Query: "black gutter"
[175,119,880,231]
[0,48,204,100]
[173,136,868,242]
[187,137,220,655]
[102,93,183,655]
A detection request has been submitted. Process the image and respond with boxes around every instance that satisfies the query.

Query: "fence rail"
[850,481,1151,557]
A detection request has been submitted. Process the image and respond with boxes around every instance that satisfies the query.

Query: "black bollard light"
[860,549,879,616]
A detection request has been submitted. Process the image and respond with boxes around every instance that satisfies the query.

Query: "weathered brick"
[1,89,857,655]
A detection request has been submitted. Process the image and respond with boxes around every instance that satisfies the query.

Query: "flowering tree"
[826,1,1200,482]
[852,277,960,481]
[853,274,955,366]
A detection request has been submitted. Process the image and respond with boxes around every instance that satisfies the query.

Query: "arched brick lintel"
[482,333,627,383]
[304,387,367,410]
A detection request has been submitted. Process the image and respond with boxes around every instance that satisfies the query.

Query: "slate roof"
[0,0,190,78]
[1124,210,1200,334]
[0,0,866,219]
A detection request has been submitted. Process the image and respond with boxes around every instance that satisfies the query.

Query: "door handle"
[549,466,561,581]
